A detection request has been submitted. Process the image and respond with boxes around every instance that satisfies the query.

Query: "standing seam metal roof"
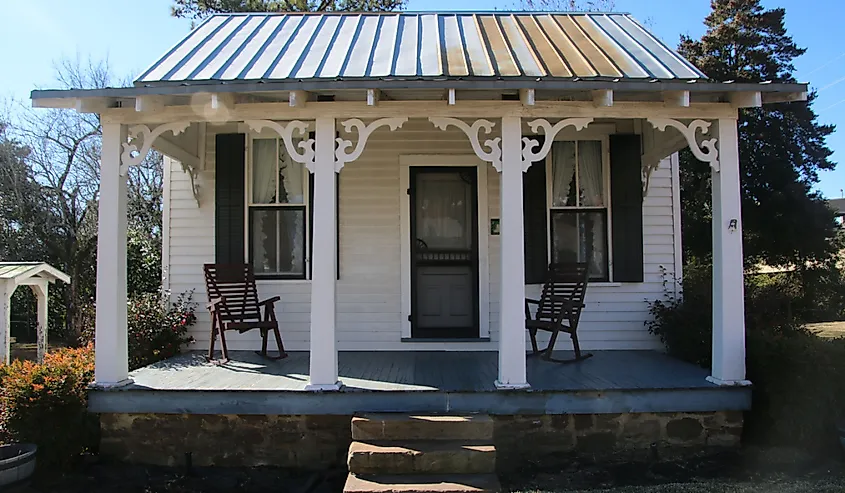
[136,12,707,85]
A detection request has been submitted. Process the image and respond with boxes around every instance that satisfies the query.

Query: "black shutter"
[214,133,246,264]
[523,136,548,284]
[308,173,340,280]
[610,134,644,283]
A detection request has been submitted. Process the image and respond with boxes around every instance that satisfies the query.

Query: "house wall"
[163,119,680,352]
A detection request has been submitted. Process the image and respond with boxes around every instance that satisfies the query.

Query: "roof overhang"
[0,263,71,285]
[31,79,809,112]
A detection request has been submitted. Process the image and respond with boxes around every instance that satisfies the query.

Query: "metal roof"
[0,263,70,284]
[136,12,706,85]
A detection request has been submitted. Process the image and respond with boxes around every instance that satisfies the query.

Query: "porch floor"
[89,351,751,415]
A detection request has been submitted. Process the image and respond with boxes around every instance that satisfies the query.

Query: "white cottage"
[32,11,806,475]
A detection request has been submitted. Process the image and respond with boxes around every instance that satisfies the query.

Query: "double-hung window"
[248,136,308,279]
[549,140,610,281]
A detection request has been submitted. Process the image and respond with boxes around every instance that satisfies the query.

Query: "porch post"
[496,116,529,389]
[0,282,11,364]
[94,123,130,387]
[708,118,749,386]
[306,116,341,391]
[31,281,48,363]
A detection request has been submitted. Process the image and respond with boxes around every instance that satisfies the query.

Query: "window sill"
[401,337,491,343]
[255,279,311,285]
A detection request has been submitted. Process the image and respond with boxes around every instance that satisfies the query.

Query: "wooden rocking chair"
[525,262,593,364]
[203,263,287,362]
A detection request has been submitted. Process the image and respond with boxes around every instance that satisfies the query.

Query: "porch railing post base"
[494,380,531,390]
[304,382,343,392]
[705,376,751,387]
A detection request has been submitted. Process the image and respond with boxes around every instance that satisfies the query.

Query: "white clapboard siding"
[165,120,679,352]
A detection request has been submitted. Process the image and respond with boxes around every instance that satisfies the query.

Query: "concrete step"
[348,441,496,476]
[353,414,494,442]
[344,474,501,493]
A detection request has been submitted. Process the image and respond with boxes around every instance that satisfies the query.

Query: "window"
[248,137,307,279]
[549,140,609,281]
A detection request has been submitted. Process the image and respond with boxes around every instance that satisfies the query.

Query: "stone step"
[353,414,494,442]
[344,474,501,493]
[348,441,496,476]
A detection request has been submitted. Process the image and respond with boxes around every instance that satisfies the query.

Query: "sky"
[2,0,844,197]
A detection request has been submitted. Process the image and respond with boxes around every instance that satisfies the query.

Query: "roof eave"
[31,79,810,109]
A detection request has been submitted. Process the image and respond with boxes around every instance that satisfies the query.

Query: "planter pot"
[0,444,37,487]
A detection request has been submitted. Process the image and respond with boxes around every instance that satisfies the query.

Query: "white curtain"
[252,139,277,204]
[278,139,304,204]
[578,141,603,207]
[417,174,470,250]
[552,141,576,207]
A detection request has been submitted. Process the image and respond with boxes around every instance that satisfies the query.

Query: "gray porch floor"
[90,351,751,415]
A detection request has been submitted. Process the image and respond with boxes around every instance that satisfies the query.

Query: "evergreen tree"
[171,0,405,21]
[678,0,836,267]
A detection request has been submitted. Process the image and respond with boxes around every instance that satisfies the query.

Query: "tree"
[171,0,405,20]
[518,0,615,11]
[677,0,836,267]
[3,57,165,342]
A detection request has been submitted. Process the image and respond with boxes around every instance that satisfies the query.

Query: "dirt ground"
[11,447,845,493]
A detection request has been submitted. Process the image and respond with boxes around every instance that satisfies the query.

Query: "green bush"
[0,345,97,470]
[81,291,197,371]
[647,263,845,453]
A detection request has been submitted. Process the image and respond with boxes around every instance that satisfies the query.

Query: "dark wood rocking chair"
[525,262,593,364]
[203,263,287,362]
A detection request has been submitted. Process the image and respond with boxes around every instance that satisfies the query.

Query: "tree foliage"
[677,0,837,266]
[171,0,405,20]
[0,57,164,342]
[518,0,615,11]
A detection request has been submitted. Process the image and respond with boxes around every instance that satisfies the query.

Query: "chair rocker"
[525,262,593,364]
[203,263,287,362]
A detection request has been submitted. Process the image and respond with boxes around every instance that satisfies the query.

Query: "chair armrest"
[207,298,223,311]
[525,298,540,320]
[525,298,540,305]
[259,296,281,306]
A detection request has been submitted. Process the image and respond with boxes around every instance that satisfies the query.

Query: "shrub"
[0,345,96,470]
[647,262,845,453]
[81,291,197,371]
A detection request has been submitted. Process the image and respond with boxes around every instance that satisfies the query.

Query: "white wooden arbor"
[0,263,70,364]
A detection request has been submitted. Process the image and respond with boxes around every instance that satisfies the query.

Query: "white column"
[708,118,749,386]
[496,116,529,389]
[95,123,131,387]
[306,117,341,391]
[31,282,48,363]
[0,281,12,364]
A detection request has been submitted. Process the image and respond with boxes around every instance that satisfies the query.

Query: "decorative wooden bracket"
[522,118,593,171]
[244,120,317,172]
[429,118,502,171]
[647,118,719,172]
[336,118,408,171]
[120,122,191,176]
[641,160,661,197]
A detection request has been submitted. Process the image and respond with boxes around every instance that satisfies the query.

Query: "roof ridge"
[206,11,633,16]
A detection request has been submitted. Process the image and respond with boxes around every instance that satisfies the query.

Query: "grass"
[806,321,845,339]
[522,479,845,492]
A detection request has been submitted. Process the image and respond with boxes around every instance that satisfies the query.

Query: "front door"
[409,167,479,339]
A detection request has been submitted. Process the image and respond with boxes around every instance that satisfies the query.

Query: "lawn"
[806,321,845,339]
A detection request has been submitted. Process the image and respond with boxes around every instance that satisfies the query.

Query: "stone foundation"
[494,412,743,472]
[99,414,352,469]
[99,411,742,470]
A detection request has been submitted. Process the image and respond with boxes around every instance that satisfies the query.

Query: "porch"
[89,350,750,415]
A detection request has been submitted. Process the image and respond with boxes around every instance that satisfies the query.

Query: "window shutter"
[308,173,340,280]
[609,134,644,283]
[523,136,548,284]
[214,133,246,264]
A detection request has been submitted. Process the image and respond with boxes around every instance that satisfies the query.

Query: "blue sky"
[2,0,843,197]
